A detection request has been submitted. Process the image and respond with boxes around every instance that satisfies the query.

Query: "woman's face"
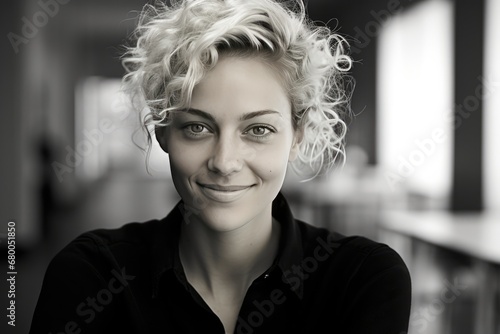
[158,56,300,232]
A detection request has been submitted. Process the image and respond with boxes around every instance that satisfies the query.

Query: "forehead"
[189,56,291,118]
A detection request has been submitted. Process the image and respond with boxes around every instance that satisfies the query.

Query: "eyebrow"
[178,108,216,123]
[178,108,282,122]
[239,109,282,121]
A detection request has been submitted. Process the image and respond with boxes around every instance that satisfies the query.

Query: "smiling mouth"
[197,183,253,192]
[197,183,254,202]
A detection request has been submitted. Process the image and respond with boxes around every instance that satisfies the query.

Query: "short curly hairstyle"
[121,0,352,178]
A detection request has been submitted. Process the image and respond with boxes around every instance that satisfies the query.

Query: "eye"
[251,126,269,136]
[189,124,205,133]
[244,125,276,140]
[182,123,211,138]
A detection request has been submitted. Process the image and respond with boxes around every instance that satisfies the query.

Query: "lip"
[199,184,252,191]
[197,183,253,202]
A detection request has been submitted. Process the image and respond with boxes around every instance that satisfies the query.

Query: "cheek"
[168,146,207,206]
[247,140,292,181]
[167,141,208,180]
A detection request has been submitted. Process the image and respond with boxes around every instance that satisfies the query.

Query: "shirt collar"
[149,192,304,299]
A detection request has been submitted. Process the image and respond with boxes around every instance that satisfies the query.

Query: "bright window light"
[484,0,500,212]
[377,0,453,202]
[75,77,171,180]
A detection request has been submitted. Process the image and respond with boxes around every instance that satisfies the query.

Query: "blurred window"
[377,0,453,203]
[484,0,500,212]
[75,77,171,181]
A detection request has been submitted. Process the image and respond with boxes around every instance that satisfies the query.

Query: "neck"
[179,206,280,294]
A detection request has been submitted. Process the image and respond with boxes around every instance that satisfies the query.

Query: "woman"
[30,0,411,333]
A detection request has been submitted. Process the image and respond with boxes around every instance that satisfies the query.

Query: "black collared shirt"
[30,193,411,334]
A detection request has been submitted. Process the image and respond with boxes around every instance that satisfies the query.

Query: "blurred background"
[1,0,499,333]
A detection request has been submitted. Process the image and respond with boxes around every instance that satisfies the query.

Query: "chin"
[196,208,255,232]
[189,193,273,233]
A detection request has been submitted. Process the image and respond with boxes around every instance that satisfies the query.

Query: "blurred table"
[380,210,500,263]
[380,210,500,334]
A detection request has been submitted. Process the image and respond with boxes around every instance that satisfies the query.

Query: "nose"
[208,134,243,176]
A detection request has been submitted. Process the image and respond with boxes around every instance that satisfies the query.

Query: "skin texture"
[156,56,301,333]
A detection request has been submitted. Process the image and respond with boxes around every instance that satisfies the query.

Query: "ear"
[155,126,169,153]
[288,127,303,162]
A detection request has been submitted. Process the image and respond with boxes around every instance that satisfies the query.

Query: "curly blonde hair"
[121,0,352,178]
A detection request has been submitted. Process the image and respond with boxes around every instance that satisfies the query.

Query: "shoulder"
[62,218,162,252]
[48,219,163,274]
[295,220,412,332]
[31,220,163,333]
[36,219,164,309]
[296,219,411,282]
